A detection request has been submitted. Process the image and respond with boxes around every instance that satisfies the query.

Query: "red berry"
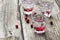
[15,25,18,29]
[26,19,30,24]
[40,27,45,31]
[25,17,28,20]
[50,21,53,25]
[34,27,45,31]
[24,16,30,24]
[46,11,51,15]
[31,24,33,28]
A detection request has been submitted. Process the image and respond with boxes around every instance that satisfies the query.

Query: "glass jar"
[22,0,35,15]
[31,10,46,34]
[39,0,54,17]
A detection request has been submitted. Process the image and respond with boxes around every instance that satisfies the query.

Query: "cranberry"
[15,25,18,29]
[31,24,33,28]
[24,15,30,24]
[46,11,51,15]
[34,27,45,31]
[25,17,28,21]
[26,19,30,24]
[50,21,53,25]
[40,27,45,31]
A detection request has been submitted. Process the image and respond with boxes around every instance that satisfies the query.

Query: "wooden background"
[0,0,60,40]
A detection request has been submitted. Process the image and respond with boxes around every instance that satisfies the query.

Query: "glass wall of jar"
[31,10,46,34]
[39,0,54,17]
[22,0,35,15]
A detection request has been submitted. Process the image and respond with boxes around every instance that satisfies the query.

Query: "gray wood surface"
[0,0,60,40]
[0,0,23,40]
[20,1,60,40]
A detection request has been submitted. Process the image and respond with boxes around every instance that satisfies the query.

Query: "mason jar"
[39,0,54,17]
[31,10,46,34]
[22,0,35,15]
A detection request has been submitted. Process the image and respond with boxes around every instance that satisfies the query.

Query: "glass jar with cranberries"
[39,0,54,17]
[31,11,46,34]
[22,0,35,15]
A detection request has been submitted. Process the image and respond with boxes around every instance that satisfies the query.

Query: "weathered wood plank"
[0,0,23,40]
[20,1,60,40]
[45,1,60,40]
